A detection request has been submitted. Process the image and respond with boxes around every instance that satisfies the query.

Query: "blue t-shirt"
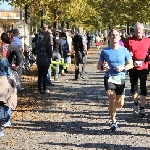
[12,37,22,47]
[99,46,131,79]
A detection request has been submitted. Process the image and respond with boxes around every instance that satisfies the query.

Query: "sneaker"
[110,122,117,132]
[81,76,87,80]
[47,83,55,87]
[61,73,66,76]
[133,105,139,114]
[42,90,50,94]
[2,122,14,127]
[138,109,146,117]
[18,87,24,91]
[0,131,5,137]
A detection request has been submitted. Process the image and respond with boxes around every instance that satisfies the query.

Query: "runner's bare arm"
[97,61,109,71]
[124,59,133,70]
[97,61,103,70]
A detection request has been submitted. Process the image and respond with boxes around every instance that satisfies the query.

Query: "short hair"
[108,29,120,37]
[134,22,144,29]
[55,31,59,37]
[59,32,66,38]
[11,28,19,34]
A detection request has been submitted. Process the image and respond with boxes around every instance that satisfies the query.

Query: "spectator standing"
[36,31,52,94]
[11,29,24,91]
[66,31,72,69]
[52,31,61,82]
[1,31,22,128]
[0,42,18,136]
[73,27,87,80]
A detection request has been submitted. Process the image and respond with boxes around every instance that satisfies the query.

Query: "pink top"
[2,43,9,57]
[119,40,124,46]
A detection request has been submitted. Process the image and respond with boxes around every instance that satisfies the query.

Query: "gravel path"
[0,46,150,150]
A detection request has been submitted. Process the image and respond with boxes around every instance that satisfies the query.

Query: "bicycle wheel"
[24,55,31,74]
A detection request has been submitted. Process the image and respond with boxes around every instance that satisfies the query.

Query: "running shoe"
[2,122,14,127]
[138,109,146,117]
[110,122,117,132]
[133,105,139,114]
[0,131,5,137]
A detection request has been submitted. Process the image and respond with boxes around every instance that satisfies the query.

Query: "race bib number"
[134,61,142,67]
[108,76,121,84]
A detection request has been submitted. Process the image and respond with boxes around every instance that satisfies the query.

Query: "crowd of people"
[0,29,22,136]
[0,21,150,136]
[0,25,90,136]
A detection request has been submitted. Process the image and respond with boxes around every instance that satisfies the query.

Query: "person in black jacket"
[32,33,38,55]
[36,31,52,94]
[52,31,62,82]
[59,32,69,75]
[73,27,87,80]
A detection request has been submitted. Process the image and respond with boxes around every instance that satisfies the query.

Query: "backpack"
[73,34,83,51]
[61,39,69,58]
[36,42,51,66]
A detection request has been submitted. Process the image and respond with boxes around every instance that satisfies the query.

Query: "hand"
[103,62,110,71]
[133,62,138,67]
[60,58,64,62]
[86,51,88,55]
[11,64,18,71]
[116,66,125,72]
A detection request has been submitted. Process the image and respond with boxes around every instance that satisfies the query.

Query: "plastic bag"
[8,70,20,88]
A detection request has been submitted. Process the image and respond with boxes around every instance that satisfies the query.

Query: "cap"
[11,29,19,34]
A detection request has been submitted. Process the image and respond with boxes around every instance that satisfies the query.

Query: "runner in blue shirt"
[97,29,133,132]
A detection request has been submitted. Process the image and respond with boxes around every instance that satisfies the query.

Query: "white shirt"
[96,36,101,42]
[67,36,72,51]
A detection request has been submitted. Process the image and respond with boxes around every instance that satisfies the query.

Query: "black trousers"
[129,69,147,96]
[38,65,49,91]
[74,51,87,80]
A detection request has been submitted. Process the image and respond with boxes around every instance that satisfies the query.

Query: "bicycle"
[23,44,36,74]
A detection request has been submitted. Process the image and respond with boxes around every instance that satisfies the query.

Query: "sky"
[0,1,12,10]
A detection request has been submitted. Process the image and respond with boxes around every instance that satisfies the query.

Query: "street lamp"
[61,21,64,32]
[25,5,30,25]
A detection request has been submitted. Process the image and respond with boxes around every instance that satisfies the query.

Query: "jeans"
[67,56,71,63]
[0,105,4,132]
[3,105,11,124]
[41,66,52,84]
[47,67,52,84]
[17,60,23,88]
[59,57,67,74]
[52,53,61,79]
[38,65,49,92]
[75,51,86,79]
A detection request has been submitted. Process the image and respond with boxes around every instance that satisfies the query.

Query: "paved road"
[1,46,150,150]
